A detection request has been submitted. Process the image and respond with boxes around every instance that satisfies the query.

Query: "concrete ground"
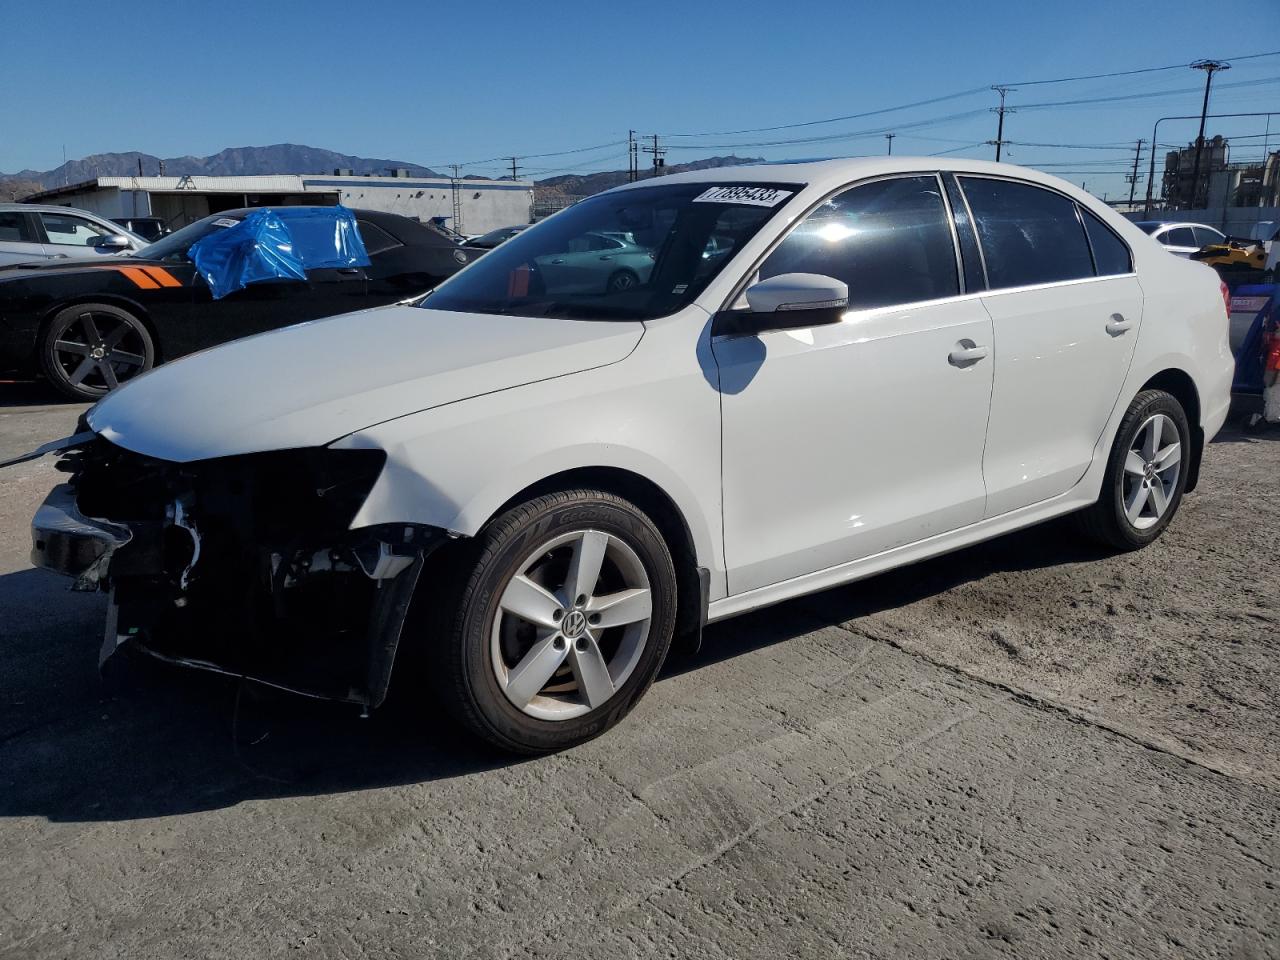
[0,383,1277,959]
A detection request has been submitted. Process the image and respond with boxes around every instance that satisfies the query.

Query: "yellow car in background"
[1191,238,1269,278]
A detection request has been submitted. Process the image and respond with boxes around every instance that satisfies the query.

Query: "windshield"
[422,182,799,320]
[1133,222,1162,235]
[134,214,242,262]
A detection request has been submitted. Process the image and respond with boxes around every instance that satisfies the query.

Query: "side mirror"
[735,272,848,334]
[94,234,132,251]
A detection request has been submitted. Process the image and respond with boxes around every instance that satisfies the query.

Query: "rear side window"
[958,177,1094,289]
[1080,209,1132,276]
[0,212,34,243]
[357,220,401,256]
[759,175,959,310]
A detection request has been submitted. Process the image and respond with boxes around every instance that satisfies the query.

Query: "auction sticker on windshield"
[693,186,792,207]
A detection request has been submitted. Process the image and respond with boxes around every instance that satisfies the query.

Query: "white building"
[26,172,533,235]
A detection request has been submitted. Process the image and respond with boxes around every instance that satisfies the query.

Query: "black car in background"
[111,217,171,243]
[0,208,475,400]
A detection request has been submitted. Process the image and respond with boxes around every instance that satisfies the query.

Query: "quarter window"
[958,177,1094,289]
[0,212,34,243]
[758,175,959,310]
[39,212,114,247]
[1080,209,1132,276]
[1192,226,1224,247]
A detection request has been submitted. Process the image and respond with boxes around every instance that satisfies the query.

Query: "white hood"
[88,305,643,462]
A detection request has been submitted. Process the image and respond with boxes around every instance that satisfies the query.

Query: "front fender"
[332,313,728,598]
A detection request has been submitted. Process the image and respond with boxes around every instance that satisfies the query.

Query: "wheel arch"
[1138,367,1203,491]
[36,295,163,363]
[482,465,709,654]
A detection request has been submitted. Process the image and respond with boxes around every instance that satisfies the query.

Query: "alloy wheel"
[490,529,652,720]
[1121,413,1182,530]
[50,310,149,392]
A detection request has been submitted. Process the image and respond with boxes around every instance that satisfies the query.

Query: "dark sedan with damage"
[0,207,475,400]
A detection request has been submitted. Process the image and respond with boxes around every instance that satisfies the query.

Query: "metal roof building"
[27,172,533,236]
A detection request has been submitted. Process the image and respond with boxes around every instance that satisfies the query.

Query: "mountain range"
[0,144,766,200]
[0,144,441,194]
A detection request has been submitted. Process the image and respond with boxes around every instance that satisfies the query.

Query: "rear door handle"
[948,341,989,367]
[1106,313,1134,336]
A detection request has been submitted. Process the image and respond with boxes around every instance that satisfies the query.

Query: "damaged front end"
[30,436,448,709]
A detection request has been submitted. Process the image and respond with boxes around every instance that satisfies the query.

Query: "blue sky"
[4,0,1279,199]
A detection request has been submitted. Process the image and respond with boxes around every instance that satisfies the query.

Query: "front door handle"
[598,255,613,261]
[550,258,565,264]
[948,340,989,367]
[1106,313,1134,336]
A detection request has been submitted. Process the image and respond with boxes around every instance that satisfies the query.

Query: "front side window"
[1163,227,1195,248]
[959,177,1094,289]
[758,175,959,310]
[0,212,34,243]
[40,212,114,247]
[1081,209,1132,276]
[424,182,797,320]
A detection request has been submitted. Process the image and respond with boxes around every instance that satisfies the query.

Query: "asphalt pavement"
[0,383,1276,959]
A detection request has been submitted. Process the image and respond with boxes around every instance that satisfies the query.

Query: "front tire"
[1075,389,1191,550]
[40,302,155,401]
[431,489,678,754]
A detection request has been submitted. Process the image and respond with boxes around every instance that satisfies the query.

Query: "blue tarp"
[189,206,371,299]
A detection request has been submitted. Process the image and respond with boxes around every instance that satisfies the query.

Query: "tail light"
[1220,280,1231,318]
[1265,329,1280,373]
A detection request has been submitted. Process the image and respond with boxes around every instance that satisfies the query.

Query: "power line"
[663,86,989,138]
[996,48,1280,86]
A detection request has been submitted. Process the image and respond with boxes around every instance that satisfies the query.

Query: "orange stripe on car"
[119,267,160,289]
[141,266,182,288]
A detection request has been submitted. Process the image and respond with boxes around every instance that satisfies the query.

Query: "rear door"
[958,176,1142,517]
[0,210,48,265]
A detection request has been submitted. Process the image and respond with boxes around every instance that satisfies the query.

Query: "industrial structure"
[1160,136,1280,210]
[24,171,533,235]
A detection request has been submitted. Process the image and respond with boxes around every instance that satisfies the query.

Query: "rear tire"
[1074,389,1191,550]
[430,489,678,754]
[40,302,155,401]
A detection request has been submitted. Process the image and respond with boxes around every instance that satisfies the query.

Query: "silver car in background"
[0,203,148,267]
[1133,220,1225,258]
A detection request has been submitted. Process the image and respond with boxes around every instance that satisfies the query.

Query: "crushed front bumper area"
[30,440,451,710]
[32,483,133,591]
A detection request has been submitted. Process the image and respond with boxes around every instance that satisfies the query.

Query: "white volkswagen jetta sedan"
[19,158,1233,754]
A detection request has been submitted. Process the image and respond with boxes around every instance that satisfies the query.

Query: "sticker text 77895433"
[692,186,793,208]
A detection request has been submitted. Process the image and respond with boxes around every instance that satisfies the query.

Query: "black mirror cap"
[713,304,845,337]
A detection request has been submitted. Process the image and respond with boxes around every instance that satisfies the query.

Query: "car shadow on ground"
[0,515,1109,824]
[0,380,69,408]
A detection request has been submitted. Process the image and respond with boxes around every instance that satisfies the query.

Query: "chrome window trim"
[933,172,968,295]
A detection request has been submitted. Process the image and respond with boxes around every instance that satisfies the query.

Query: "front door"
[714,174,994,595]
[955,176,1143,517]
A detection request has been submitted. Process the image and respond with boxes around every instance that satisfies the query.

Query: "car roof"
[1133,221,1220,231]
[605,156,1108,203]
[0,202,123,217]
[188,206,457,247]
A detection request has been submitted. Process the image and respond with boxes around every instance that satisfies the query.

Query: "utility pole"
[1126,138,1145,206]
[627,130,637,182]
[988,86,1014,162]
[885,133,895,155]
[642,134,665,178]
[1187,59,1230,209]
[506,157,520,181]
